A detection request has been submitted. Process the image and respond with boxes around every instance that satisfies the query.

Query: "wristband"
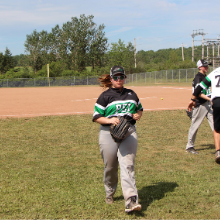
[191,98,196,102]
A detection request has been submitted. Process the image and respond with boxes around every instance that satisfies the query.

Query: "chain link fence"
[0,67,214,88]
[0,76,99,88]
[126,67,214,84]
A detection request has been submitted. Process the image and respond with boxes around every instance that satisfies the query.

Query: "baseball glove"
[186,109,192,120]
[110,116,131,143]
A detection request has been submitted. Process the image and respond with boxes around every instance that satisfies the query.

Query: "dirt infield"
[0,86,192,118]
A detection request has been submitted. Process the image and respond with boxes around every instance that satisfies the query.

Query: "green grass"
[0,111,218,219]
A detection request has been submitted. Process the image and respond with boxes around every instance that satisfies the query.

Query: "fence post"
[166,70,167,82]
[87,76,88,85]
[172,70,173,82]
[179,69,180,83]
[186,69,187,82]
[145,72,146,83]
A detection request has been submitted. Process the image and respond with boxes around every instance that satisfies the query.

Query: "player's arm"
[94,117,119,125]
[199,93,211,101]
[133,110,143,121]
[132,96,143,121]
[187,86,203,111]
[188,75,212,111]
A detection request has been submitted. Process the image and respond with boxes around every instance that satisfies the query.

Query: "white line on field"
[140,96,157,99]
[72,98,97,102]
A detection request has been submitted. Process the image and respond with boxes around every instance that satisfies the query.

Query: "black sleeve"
[194,75,203,87]
[193,77,211,97]
[193,85,203,97]
[92,92,108,122]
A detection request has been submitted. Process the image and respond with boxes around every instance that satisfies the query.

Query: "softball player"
[188,66,220,163]
[92,66,143,213]
[186,59,213,154]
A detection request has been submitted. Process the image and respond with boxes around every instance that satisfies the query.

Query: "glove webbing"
[113,117,129,138]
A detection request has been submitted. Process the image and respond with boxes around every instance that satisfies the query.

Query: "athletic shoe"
[125,196,142,213]
[186,147,198,154]
[105,196,113,204]
[215,151,220,164]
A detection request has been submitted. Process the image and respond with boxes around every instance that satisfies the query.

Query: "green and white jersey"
[192,72,212,107]
[93,87,143,125]
[194,67,220,101]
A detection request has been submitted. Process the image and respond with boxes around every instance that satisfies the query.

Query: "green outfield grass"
[0,111,218,219]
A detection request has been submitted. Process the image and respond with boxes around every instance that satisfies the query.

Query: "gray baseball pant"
[99,125,139,206]
[186,101,214,149]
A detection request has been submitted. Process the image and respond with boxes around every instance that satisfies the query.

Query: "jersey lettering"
[116,105,121,112]
[116,103,131,113]
[215,75,220,87]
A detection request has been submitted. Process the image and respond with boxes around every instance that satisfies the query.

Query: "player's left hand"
[133,112,142,121]
[187,100,195,112]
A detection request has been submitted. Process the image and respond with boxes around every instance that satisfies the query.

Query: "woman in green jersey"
[92,66,143,213]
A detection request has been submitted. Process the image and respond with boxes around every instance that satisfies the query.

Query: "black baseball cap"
[110,66,126,77]
[197,59,212,68]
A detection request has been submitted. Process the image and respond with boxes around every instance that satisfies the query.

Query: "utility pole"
[134,38,137,68]
[207,42,209,60]
[192,30,195,62]
[202,34,205,59]
[205,38,220,68]
[182,43,184,61]
[218,36,220,57]
[191,29,206,62]
[213,42,215,68]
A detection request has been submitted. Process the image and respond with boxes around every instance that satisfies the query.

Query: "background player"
[186,59,213,154]
[188,66,220,163]
[92,66,143,213]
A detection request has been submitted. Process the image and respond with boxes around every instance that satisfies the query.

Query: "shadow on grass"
[114,195,124,201]
[197,144,215,152]
[130,181,178,217]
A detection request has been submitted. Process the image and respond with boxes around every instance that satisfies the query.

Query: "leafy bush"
[4,67,34,78]
[37,61,68,77]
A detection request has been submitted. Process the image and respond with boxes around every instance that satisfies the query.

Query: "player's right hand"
[109,117,120,125]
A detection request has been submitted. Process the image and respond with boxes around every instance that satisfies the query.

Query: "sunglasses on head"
[112,75,126,81]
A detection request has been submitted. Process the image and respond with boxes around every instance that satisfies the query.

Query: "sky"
[0,0,220,55]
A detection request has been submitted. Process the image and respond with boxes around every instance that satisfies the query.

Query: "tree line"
[0,14,205,79]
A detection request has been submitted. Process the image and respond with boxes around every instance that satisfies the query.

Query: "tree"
[168,50,179,64]
[24,30,42,73]
[39,30,50,65]
[24,14,107,73]
[0,52,4,74]
[67,14,103,71]
[107,39,135,74]
[49,14,107,72]
[3,48,15,73]
[89,24,108,70]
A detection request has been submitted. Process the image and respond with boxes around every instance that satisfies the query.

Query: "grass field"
[0,110,219,219]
